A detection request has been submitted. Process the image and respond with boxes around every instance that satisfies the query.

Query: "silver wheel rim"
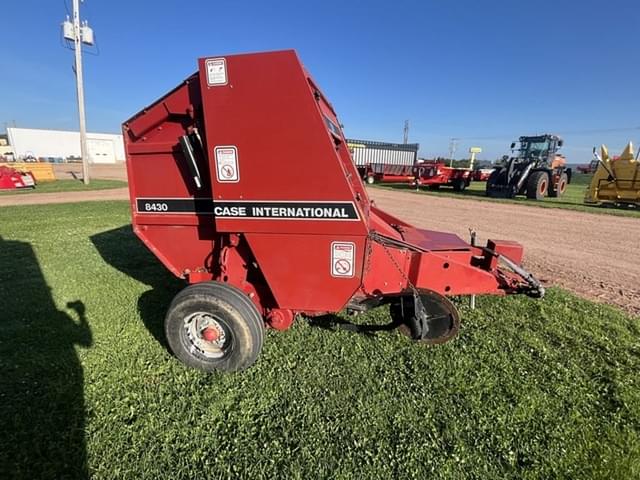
[183,311,229,359]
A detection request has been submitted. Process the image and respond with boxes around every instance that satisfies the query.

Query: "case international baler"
[123,50,544,372]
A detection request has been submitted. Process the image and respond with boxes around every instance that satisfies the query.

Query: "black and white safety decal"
[136,198,360,221]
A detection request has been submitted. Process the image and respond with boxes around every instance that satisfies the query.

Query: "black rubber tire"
[452,178,466,192]
[485,170,502,197]
[549,172,568,198]
[165,282,265,372]
[427,184,440,190]
[526,171,548,200]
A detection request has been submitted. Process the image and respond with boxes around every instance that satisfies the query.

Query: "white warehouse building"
[6,127,125,164]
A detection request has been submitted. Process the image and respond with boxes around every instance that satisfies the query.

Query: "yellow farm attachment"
[585,142,640,206]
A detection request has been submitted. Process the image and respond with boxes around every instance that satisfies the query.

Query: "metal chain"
[368,231,430,337]
[368,232,420,297]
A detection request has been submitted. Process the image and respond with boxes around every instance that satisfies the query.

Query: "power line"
[453,126,640,141]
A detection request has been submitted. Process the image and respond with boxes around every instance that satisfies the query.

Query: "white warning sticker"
[331,242,355,278]
[205,58,227,86]
[214,146,239,183]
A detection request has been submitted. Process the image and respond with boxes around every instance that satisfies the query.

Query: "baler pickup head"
[123,50,543,372]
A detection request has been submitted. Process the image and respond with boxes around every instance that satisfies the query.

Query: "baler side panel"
[245,234,365,312]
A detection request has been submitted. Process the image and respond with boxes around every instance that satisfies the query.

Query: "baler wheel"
[366,175,375,184]
[164,282,265,372]
[390,291,460,345]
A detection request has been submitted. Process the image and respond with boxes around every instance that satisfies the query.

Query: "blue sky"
[2,0,639,160]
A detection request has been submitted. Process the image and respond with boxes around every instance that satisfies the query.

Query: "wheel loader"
[486,134,571,200]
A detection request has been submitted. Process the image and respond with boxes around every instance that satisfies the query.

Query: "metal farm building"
[6,127,125,163]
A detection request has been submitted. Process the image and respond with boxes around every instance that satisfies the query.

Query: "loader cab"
[515,135,563,165]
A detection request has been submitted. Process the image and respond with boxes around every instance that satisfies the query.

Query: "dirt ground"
[0,188,129,207]
[53,163,128,181]
[1,164,638,315]
[368,188,640,316]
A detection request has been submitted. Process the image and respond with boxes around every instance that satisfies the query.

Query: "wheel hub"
[183,312,228,359]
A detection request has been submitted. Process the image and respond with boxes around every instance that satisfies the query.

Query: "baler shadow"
[307,313,402,338]
[90,225,183,352]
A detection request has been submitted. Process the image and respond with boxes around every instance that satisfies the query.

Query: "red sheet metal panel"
[196,50,369,236]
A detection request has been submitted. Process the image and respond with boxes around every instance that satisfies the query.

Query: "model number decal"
[142,202,169,212]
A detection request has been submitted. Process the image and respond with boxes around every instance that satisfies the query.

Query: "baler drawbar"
[123,50,543,372]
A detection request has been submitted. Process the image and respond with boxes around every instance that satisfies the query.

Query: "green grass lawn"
[375,173,640,218]
[1,201,639,479]
[0,179,127,195]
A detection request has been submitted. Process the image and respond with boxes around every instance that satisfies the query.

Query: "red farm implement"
[0,165,36,190]
[123,50,543,372]
[415,160,473,191]
[369,164,416,184]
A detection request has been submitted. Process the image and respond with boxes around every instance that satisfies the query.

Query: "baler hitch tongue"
[496,251,545,298]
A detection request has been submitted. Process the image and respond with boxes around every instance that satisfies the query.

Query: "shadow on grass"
[307,313,402,338]
[91,227,412,344]
[0,236,92,479]
[90,225,183,352]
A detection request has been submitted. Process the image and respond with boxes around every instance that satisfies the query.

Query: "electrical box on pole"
[81,21,94,45]
[62,17,74,41]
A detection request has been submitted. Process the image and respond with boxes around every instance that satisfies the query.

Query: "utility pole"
[403,120,409,144]
[63,1,94,185]
[448,137,459,167]
[73,0,89,185]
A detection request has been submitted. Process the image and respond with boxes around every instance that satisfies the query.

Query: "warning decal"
[214,146,239,183]
[205,58,227,86]
[331,242,355,278]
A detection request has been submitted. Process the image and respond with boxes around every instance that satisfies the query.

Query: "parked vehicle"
[347,139,419,184]
[415,160,473,191]
[122,50,543,372]
[0,165,36,190]
[486,134,571,200]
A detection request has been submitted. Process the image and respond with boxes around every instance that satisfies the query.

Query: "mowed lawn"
[0,179,126,195]
[376,173,640,218]
[1,201,639,479]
